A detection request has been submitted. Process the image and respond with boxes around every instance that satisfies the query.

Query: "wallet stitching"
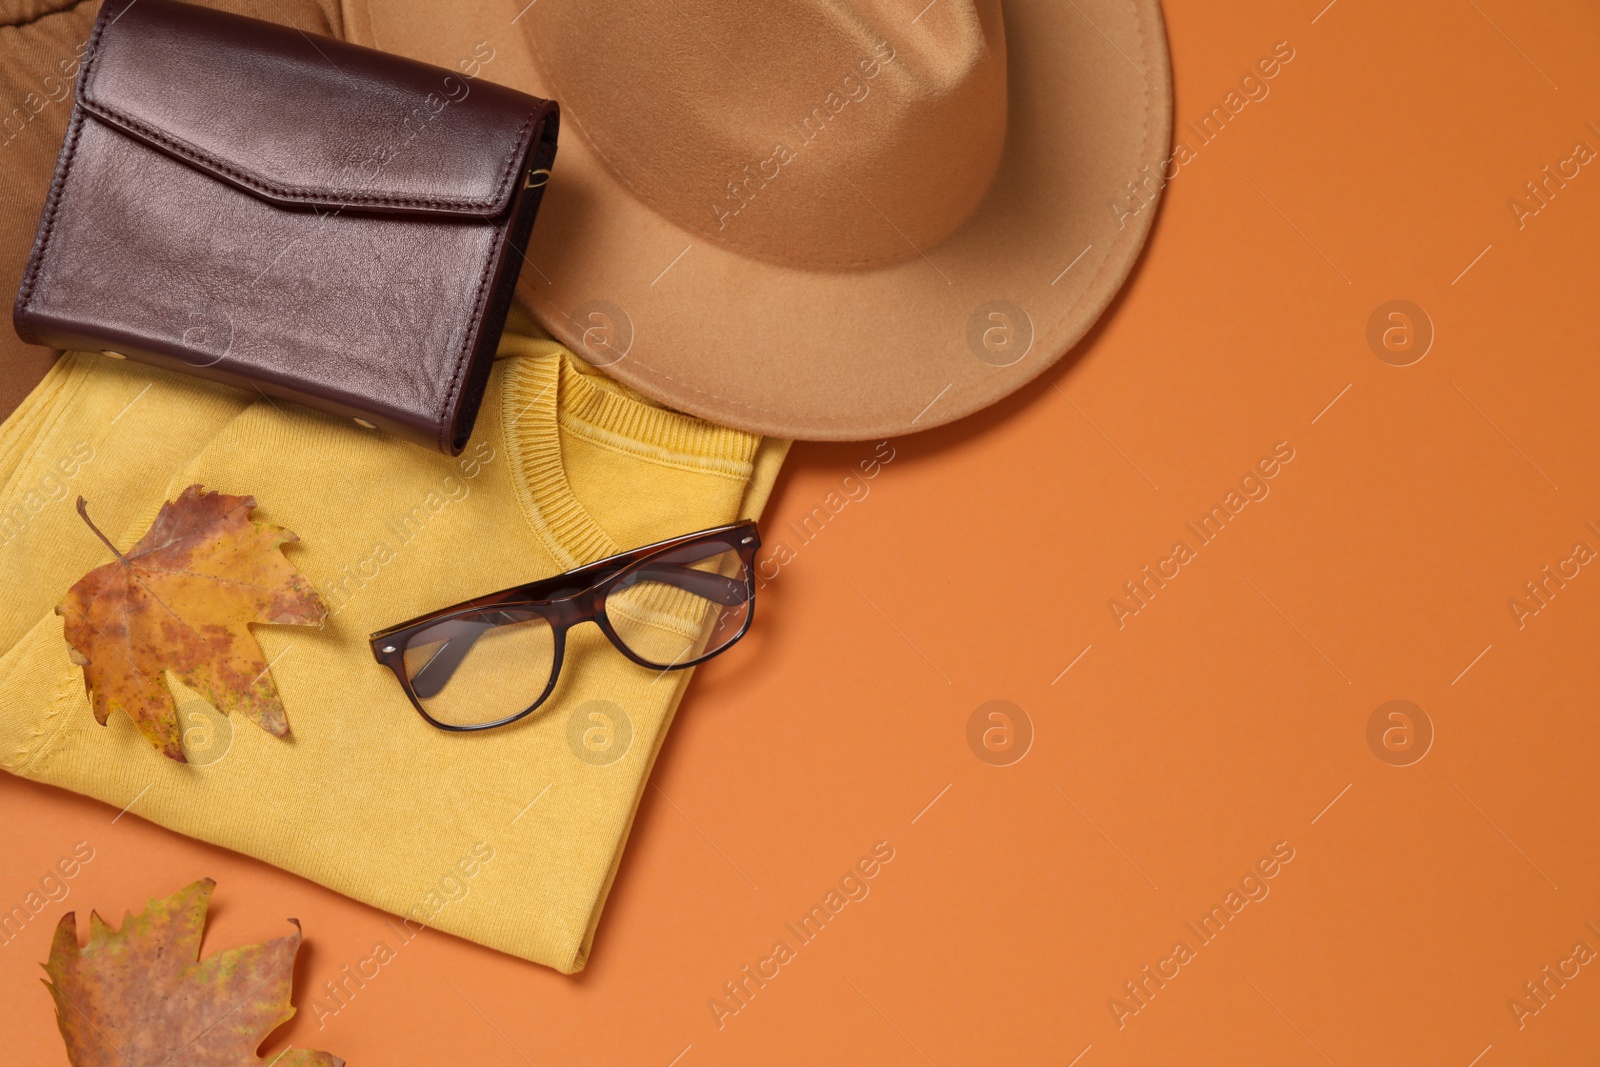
[482,105,541,219]
[13,107,84,318]
[13,1,108,318]
[19,0,136,317]
[75,99,520,212]
[433,107,544,451]
[439,210,512,452]
[78,40,546,215]
[75,1,546,215]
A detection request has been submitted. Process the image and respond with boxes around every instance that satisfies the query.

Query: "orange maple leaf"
[57,485,327,761]
[43,879,343,1067]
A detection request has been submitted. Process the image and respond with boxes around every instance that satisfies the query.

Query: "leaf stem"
[76,496,130,566]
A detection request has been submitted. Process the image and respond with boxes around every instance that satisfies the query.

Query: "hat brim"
[349,0,1171,441]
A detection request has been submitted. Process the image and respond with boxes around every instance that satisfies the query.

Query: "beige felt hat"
[350,0,1171,441]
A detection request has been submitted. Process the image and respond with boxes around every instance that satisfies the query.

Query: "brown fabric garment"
[0,0,346,420]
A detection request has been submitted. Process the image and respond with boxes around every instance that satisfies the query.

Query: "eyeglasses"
[369,522,761,731]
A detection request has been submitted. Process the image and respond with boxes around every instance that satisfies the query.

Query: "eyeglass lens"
[399,540,752,727]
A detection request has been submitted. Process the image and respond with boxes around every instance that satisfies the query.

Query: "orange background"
[6,0,1600,1063]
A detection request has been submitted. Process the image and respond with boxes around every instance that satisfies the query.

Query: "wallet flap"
[76,0,552,218]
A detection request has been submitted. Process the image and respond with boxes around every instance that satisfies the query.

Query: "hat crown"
[525,0,1007,270]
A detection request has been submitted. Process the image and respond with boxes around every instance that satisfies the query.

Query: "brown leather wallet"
[13,0,558,455]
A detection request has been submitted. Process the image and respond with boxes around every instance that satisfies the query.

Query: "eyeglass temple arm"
[407,616,500,699]
[408,563,751,697]
[612,562,751,605]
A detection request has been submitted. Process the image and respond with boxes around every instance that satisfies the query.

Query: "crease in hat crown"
[524,0,1008,270]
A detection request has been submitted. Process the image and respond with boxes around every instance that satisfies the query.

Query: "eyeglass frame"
[368,521,761,732]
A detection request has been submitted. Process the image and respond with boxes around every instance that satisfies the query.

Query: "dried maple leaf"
[57,485,326,761]
[43,878,343,1067]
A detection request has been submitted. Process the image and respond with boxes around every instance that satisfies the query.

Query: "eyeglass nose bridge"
[539,585,607,624]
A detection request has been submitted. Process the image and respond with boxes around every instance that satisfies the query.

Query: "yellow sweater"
[0,327,787,972]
